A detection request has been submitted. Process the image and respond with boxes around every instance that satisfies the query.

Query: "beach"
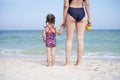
[0,56,120,80]
[1,0,120,79]
[0,30,120,80]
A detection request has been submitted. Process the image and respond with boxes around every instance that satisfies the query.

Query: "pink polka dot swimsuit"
[46,27,56,47]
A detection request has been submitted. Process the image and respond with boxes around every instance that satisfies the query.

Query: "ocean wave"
[0,48,23,56]
[0,48,120,60]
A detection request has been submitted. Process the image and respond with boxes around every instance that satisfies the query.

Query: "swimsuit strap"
[47,26,53,34]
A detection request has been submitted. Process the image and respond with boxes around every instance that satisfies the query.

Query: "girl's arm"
[56,26,64,35]
[42,28,46,43]
[84,0,92,24]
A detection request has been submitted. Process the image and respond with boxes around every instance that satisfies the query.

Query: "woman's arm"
[84,0,92,24]
[62,0,69,25]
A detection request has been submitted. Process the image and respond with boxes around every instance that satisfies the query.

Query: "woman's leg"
[51,47,56,66]
[65,14,76,65]
[75,17,86,66]
[46,47,51,66]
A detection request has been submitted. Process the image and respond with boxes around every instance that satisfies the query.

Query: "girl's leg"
[46,47,51,66]
[75,17,86,66]
[65,14,76,65]
[51,47,56,66]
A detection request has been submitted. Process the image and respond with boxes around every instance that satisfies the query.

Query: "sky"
[0,0,120,30]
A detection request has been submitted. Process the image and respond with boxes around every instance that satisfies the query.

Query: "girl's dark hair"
[46,14,55,24]
[69,0,85,4]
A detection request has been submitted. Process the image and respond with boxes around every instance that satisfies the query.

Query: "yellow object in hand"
[86,24,92,31]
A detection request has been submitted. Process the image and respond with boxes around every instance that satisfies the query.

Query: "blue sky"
[0,0,120,30]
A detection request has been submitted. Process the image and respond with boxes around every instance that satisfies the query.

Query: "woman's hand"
[61,21,66,29]
[87,18,92,24]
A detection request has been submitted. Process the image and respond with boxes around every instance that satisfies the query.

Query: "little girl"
[42,14,63,66]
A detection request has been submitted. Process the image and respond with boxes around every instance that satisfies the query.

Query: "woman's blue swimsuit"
[68,7,85,22]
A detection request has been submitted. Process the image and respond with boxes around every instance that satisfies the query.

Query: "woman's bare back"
[69,0,84,8]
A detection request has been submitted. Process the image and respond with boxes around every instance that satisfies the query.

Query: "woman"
[61,0,92,66]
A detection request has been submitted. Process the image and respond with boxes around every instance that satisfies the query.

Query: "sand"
[0,57,120,80]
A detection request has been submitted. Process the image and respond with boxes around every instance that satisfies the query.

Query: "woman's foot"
[74,63,80,66]
[74,61,80,66]
[51,63,55,66]
[63,62,70,66]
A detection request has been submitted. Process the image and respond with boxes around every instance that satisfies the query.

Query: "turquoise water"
[0,29,120,58]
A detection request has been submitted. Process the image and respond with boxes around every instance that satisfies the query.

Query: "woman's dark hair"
[46,14,55,24]
[69,0,85,4]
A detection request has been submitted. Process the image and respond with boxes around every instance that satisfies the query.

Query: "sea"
[0,29,120,60]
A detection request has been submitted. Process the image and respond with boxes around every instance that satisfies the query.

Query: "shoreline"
[0,55,120,61]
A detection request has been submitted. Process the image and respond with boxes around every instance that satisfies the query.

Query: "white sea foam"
[0,48,23,56]
[0,48,120,60]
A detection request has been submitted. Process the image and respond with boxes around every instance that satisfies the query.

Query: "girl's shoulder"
[52,25,57,30]
[44,25,48,29]
[44,26,48,30]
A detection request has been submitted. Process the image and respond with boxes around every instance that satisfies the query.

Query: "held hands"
[61,21,66,29]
